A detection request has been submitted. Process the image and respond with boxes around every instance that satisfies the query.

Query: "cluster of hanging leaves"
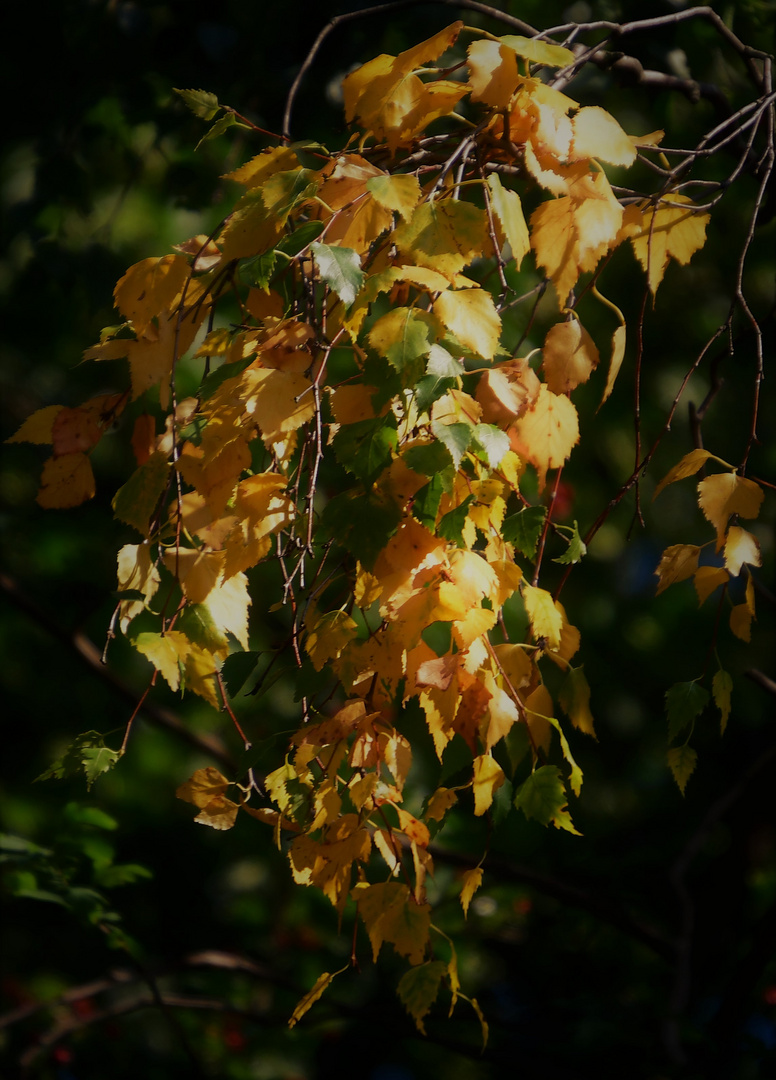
[8,21,769,1034]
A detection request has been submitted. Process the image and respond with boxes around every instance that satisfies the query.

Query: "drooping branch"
[0,572,236,773]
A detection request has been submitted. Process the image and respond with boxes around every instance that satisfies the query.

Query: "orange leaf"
[542,319,599,395]
[36,453,95,509]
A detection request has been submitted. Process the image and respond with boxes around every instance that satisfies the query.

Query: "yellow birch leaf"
[558,666,596,738]
[522,583,563,648]
[472,754,505,816]
[529,196,578,303]
[36,453,95,509]
[288,965,348,1029]
[475,360,540,427]
[467,40,519,107]
[6,404,63,445]
[426,786,459,822]
[306,610,359,672]
[216,190,283,263]
[116,542,161,632]
[114,255,190,334]
[176,766,230,808]
[653,448,715,499]
[434,288,501,360]
[397,808,430,848]
[500,34,574,69]
[601,324,626,405]
[493,643,535,694]
[177,437,251,517]
[542,319,599,395]
[366,174,422,220]
[373,828,401,875]
[487,173,530,267]
[730,603,752,642]
[570,106,636,167]
[193,794,240,831]
[460,867,483,918]
[482,684,520,752]
[523,684,553,755]
[125,306,201,406]
[713,669,733,736]
[223,145,300,188]
[349,772,378,812]
[380,728,413,792]
[654,544,701,595]
[183,642,220,707]
[243,368,316,446]
[163,547,224,604]
[290,816,371,910]
[698,473,764,548]
[724,526,762,577]
[509,384,579,491]
[469,996,489,1050]
[134,629,190,691]
[694,565,729,605]
[394,199,489,276]
[353,880,431,965]
[343,22,464,147]
[631,195,710,297]
[203,570,251,650]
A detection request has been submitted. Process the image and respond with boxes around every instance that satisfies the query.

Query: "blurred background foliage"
[1,1,774,1078]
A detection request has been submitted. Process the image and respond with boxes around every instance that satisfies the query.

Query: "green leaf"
[81,746,122,789]
[36,735,121,791]
[195,111,237,150]
[513,765,579,833]
[414,373,457,413]
[472,423,510,468]
[178,603,229,654]
[174,88,220,121]
[95,863,153,888]
[369,307,436,381]
[310,242,365,308]
[239,249,278,289]
[667,744,697,795]
[430,420,472,470]
[277,219,325,258]
[0,834,52,857]
[397,961,447,1034]
[112,451,170,536]
[404,442,454,477]
[712,668,733,735]
[63,804,118,831]
[665,681,709,743]
[491,775,514,826]
[502,506,546,558]
[411,473,449,530]
[426,344,464,379]
[553,520,587,565]
[332,416,398,483]
[437,495,475,547]
[322,490,401,568]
